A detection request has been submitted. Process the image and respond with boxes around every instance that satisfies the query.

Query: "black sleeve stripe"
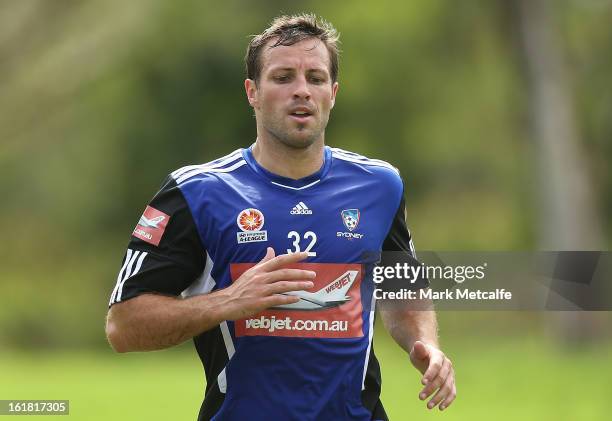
[109,175,207,307]
[381,182,429,290]
[382,193,414,256]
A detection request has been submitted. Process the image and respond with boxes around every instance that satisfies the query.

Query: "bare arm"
[380,294,456,411]
[106,292,228,353]
[105,248,314,353]
[379,297,438,352]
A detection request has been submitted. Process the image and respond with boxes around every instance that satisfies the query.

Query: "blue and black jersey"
[109,146,427,421]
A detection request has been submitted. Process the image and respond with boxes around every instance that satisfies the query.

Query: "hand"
[221,248,315,320]
[409,341,456,411]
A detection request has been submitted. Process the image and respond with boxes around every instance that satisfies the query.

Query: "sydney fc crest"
[337,209,363,240]
[341,209,360,231]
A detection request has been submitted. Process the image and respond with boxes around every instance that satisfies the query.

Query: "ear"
[245,79,259,108]
[330,81,339,109]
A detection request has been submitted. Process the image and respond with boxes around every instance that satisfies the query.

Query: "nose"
[292,75,311,100]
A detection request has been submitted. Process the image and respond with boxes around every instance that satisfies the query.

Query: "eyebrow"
[269,67,328,74]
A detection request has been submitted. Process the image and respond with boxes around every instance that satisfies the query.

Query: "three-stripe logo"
[290,202,313,215]
[109,248,148,305]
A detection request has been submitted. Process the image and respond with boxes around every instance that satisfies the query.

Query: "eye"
[273,75,290,83]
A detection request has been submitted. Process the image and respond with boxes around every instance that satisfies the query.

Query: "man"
[106,14,456,420]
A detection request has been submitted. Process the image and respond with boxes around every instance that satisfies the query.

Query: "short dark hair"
[245,14,340,84]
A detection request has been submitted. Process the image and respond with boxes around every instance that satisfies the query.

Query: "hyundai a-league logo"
[237,208,265,232]
[341,209,360,232]
[236,208,267,243]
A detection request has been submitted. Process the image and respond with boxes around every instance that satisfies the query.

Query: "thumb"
[410,341,429,361]
[259,247,276,264]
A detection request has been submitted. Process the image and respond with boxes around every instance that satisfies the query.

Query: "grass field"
[1,327,611,421]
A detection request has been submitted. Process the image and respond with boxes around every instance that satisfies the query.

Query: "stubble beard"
[261,112,329,150]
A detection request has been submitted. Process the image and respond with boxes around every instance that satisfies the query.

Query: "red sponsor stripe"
[231,263,363,339]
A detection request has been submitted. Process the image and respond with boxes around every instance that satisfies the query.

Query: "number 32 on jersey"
[287,231,317,257]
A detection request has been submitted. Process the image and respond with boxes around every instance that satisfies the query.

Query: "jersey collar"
[242,145,332,190]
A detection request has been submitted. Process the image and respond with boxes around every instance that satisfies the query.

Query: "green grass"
[376,330,612,421]
[1,332,611,421]
[0,344,203,420]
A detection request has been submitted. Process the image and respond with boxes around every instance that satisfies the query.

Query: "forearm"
[105,292,230,353]
[380,296,438,353]
[382,294,456,409]
[105,250,315,353]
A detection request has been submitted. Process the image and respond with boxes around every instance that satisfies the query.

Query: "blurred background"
[0,0,611,419]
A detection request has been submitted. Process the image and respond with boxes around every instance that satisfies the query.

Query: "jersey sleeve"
[108,175,206,307]
[382,181,429,290]
[382,194,416,256]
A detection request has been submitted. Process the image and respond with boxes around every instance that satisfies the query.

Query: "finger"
[410,341,429,362]
[265,281,315,295]
[260,293,300,308]
[259,247,276,264]
[264,268,316,283]
[419,358,450,400]
[257,251,310,272]
[428,374,454,410]
[439,383,457,411]
[421,353,444,386]
[245,248,276,276]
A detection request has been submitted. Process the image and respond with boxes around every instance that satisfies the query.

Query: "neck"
[251,137,325,180]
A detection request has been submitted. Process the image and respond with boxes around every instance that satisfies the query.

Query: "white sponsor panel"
[237,231,268,243]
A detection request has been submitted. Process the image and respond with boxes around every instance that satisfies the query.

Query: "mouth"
[288,108,314,122]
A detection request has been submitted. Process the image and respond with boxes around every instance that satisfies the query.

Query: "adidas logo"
[290,202,313,215]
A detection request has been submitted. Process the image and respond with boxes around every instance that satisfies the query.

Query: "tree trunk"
[514,0,604,344]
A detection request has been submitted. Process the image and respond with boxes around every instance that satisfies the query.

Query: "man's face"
[245,38,339,149]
